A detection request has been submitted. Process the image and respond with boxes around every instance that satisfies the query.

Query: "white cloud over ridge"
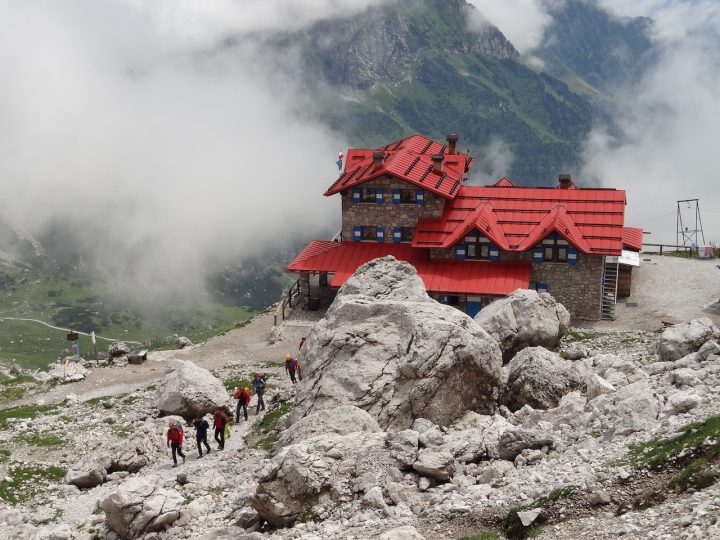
[0,0,389,296]
[582,1,720,243]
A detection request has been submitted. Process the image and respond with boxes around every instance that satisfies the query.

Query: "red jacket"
[167,426,183,445]
[233,387,251,405]
[213,410,228,429]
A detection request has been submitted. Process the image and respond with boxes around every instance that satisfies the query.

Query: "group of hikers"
[165,346,305,466]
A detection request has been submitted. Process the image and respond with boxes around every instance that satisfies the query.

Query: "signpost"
[66,331,80,359]
[91,331,98,364]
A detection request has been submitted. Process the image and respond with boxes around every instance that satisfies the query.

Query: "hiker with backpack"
[193,415,211,458]
[166,420,186,467]
[213,408,228,450]
[233,386,251,422]
[252,372,266,414]
[285,354,298,384]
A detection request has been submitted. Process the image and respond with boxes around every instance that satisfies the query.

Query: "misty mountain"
[277,0,653,184]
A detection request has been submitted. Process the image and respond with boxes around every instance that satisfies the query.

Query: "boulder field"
[1,256,719,540]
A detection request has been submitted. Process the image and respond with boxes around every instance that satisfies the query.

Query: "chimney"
[446,133,459,155]
[372,151,385,167]
[431,154,444,172]
[558,174,572,189]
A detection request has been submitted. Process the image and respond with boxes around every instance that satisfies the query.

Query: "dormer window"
[361,188,376,202]
[464,231,490,259]
[542,233,569,262]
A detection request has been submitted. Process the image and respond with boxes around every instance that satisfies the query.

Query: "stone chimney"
[558,174,572,189]
[373,151,385,167]
[431,154,444,172]
[446,133,459,155]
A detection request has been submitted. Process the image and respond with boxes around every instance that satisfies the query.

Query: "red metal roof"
[287,241,531,296]
[413,185,627,255]
[623,227,643,251]
[492,177,514,187]
[324,135,474,200]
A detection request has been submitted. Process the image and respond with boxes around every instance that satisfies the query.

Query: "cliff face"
[291,0,518,89]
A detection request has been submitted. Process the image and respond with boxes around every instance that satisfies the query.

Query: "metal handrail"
[274,279,301,326]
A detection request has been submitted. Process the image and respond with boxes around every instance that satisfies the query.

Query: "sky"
[0,0,392,296]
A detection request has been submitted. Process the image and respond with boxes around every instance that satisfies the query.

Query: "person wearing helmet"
[284,353,297,384]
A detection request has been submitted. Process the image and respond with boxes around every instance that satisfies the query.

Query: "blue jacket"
[193,418,209,438]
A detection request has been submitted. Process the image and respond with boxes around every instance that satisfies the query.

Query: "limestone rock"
[474,289,570,361]
[155,359,228,420]
[593,354,648,387]
[379,525,426,539]
[412,448,455,481]
[101,476,183,539]
[277,405,380,448]
[386,429,420,469]
[503,347,584,411]
[250,432,400,527]
[587,380,661,436]
[663,392,700,416]
[517,507,543,526]
[585,374,616,400]
[47,360,89,384]
[65,463,106,489]
[656,318,719,362]
[290,257,502,431]
[175,336,193,349]
[698,340,720,361]
[108,341,131,358]
[495,428,554,461]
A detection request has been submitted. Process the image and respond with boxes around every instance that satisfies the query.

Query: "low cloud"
[582,1,720,244]
[466,138,517,186]
[0,0,390,297]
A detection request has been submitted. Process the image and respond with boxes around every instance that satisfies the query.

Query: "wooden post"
[660,245,663,256]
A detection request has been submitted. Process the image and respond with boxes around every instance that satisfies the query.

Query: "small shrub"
[0,464,67,504]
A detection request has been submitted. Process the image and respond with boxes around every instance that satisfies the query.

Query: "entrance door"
[466,300,482,318]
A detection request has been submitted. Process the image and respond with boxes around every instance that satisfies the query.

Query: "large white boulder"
[656,318,719,362]
[155,359,228,420]
[277,405,380,448]
[474,289,570,361]
[503,347,584,411]
[586,380,661,436]
[290,257,503,431]
[101,476,183,539]
[108,341,131,358]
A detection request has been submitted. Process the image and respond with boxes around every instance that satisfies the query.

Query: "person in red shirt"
[166,420,186,467]
[233,386,251,422]
[213,408,228,450]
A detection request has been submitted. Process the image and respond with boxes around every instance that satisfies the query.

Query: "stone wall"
[502,251,605,321]
[340,176,445,242]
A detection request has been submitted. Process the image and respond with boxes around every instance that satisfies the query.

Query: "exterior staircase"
[601,256,619,320]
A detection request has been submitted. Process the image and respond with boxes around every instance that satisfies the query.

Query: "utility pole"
[676,199,705,249]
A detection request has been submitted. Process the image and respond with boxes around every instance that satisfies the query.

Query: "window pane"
[361,188,374,202]
[542,237,555,245]
[557,238,569,245]
[479,236,490,243]
[464,236,476,243]
[481,245,489,258]
[544,247,554,260]
[558,247,567,261]
[362,226,375,240]
[400,190,415,203]
[402,227,414,241]
[467,244,476,257]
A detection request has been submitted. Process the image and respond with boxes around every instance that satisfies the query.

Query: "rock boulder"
[101,476,183,539]
[290,257,503,431]
[474,289,570,361]
[656,318,719,362]
[175,336,193,349]
[108,341,131,358]
[155,359,228,420]
[277,405,380,448]
[503,347,584,411]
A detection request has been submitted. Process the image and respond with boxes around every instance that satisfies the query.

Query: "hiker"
[252,372,266,414]
[293,356,302,382]
[213,408,228,450]
[285,353,297,384]
[233,385,251,422]
[166,420,186,467]
[193,415,211,458]
[299,336,306,350]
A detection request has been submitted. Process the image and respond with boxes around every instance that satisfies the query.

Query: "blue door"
[466,301,482,318]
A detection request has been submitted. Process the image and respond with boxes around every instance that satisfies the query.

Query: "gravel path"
[590,254,720,331]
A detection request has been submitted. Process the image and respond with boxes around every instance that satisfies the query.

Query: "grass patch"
[0,374,36,386]
[256,432,281,451]
[223,377,252,391]
[182,495,195,505]
[0,403,58,429]
[628,415,720,493]
[82,395,112,407]
[0,464,66,504]
[115,426,134,439]
[122,395,140,405]
[252,402,293,451]
[0,449,10,463]
[19,432,66,447]
[300,507,317,523]
[562,330,600,343]
[262,361,285,369]
[0,386,25,402]
[504,485,578,540]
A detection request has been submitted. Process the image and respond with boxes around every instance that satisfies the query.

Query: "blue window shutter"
[489,244,500,261]
[533,246,544,262]
[393,227,402,243]
[353,226,362,241]
[567,247,578,265]
[455,243,466,260]
[416,189,425,206]
[375,188,384,204]
[537,282,549,293]
[392,189,401,205]
[352,188,361,203]
[376,226,385,242]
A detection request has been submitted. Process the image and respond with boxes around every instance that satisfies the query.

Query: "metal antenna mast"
[676,199,705,247]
